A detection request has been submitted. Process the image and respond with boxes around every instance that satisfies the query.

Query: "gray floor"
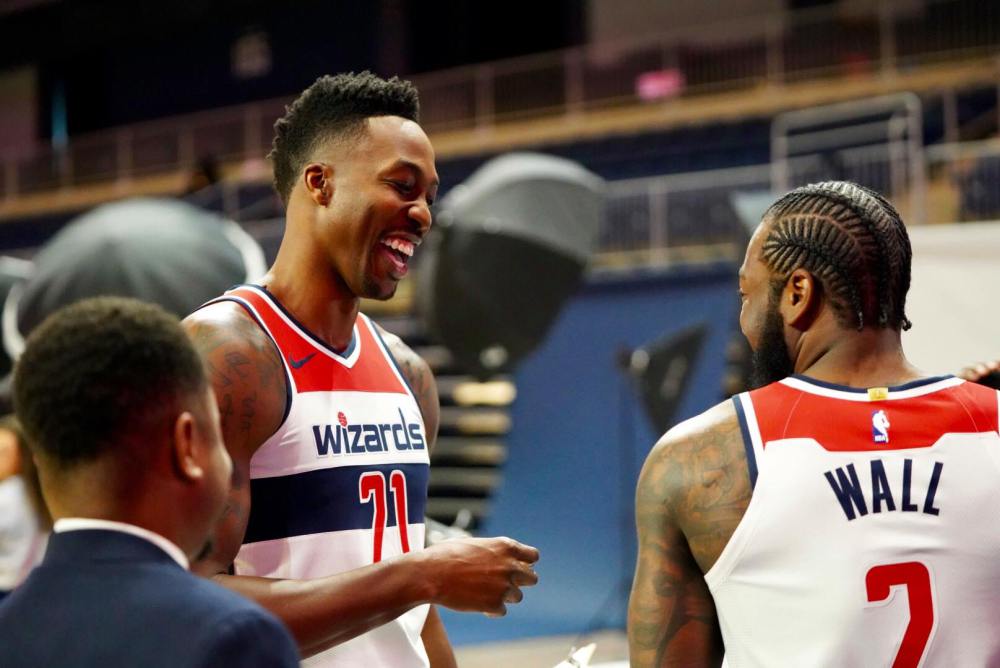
[453,629,628,668]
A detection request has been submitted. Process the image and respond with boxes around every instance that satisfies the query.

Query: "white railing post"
[887,114,908,204]
[904,94,927,226]
[649,183,667,251]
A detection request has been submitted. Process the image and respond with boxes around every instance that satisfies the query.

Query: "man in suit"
[0,297,299,667]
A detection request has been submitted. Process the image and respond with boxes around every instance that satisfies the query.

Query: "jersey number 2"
[359,470,411,563]
[866,561,935,668]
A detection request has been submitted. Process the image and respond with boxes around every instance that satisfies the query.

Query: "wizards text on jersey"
[313,408,426,456]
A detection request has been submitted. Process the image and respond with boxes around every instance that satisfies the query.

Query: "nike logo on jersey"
[824,458,943,521]
[289,352,317,369]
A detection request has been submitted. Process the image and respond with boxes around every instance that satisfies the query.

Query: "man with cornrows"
[628,181,1000,667]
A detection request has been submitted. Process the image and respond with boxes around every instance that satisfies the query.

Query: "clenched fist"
[418,536,540,616]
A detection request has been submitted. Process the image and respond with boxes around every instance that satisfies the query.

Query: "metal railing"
[1,137,998,267]
[599,137,1000,260]
[2,0,999,201]
[206,136,1000,268]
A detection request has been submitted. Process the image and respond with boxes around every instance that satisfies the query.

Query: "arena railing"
[597,137,1000,261]
[218,137,999,268]
[2,0,999,201]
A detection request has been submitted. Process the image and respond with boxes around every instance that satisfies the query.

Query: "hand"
[957,359,1000,382]
[420,536,540,616]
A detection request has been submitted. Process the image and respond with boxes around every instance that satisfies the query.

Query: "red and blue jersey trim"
[734,375,1000,489]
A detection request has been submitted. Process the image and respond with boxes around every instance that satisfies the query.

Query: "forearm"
[213,552,433,658]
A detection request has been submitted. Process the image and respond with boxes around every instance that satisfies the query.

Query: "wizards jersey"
[203,285,431,667]
[708,375,1000,667]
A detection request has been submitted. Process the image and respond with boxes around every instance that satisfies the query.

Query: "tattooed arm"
[183,305,538,658]
[628,400,751,668]
[184,303,287,577]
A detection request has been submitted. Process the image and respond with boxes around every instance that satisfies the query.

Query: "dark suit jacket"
[0,529,299,667]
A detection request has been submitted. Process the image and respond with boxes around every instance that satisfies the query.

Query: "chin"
[361,276,399,301]
[374,285,399,301]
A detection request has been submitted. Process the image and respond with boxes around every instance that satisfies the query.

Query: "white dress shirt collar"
[53,518,190,571]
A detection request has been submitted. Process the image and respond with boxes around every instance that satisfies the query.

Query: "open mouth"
[381,236,416,259]
[378,234,420,278]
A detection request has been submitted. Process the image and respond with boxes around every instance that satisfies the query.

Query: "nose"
[408,201,432,234]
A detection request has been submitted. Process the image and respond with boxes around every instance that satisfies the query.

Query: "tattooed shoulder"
[641,399,751,573]
[182,302,287,460]
[628,400,746,667]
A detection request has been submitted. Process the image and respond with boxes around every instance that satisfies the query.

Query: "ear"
[172,411,204,482]
[303,163,334,206]
[779,268,821,330]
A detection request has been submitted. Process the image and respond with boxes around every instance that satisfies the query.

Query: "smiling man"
[628,181,1000,667]
[183,72,538,667]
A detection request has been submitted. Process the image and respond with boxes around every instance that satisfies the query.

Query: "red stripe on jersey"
[749,380,999,452]
[225,287,408,395]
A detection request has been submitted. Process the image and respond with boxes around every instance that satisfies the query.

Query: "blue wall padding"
[442,261,739,644]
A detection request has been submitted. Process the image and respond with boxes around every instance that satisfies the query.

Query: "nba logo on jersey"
[871,409,890,444]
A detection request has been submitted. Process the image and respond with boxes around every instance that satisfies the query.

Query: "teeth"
[382,237,415,258]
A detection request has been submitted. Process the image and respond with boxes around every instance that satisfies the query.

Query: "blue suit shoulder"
[0,534,299,668]
[138,567,301,666]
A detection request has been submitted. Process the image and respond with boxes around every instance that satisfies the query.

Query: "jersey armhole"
[365,315,420,402]
[733,394,759,489]
[995,389,1000,435]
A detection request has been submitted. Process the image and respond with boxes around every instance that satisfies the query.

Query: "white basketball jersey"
[709,375,1000,667]
[205,285,431,667]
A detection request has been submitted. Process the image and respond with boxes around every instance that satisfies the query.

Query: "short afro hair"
[13,297,207,469]
[269,71,420,205]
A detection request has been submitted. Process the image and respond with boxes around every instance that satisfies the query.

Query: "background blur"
[1,0,998,664]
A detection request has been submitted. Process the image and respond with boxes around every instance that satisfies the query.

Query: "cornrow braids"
[763,211,868,329]
[269,71,420,206]
[810,184,893,326]
[761,181,914,331]
[855,183,913,329]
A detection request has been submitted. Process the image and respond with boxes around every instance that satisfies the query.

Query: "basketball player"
[183,72,538,666]
[628,181,1000,666]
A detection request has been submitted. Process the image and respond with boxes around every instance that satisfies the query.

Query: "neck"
[265,216,359,351]
[42,462,202,559]
[793,326,923,388]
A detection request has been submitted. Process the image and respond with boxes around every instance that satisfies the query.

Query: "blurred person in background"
[629,182,1000,666]
[0,415,49,602]
[0,297,298,667]
[958,359,1000,389]
[184,71,538,667]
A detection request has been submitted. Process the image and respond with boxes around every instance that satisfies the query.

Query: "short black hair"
[13,297,207,468]
[761,181,912,331]
[269,71,421,205]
